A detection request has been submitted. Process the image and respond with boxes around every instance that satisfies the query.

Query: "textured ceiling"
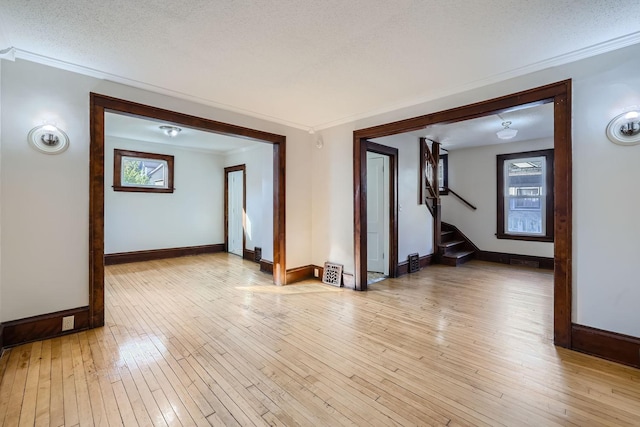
[1,1,639,130]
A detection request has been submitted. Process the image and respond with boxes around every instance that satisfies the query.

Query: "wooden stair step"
[441,250,475,266]
[440,230,455,243]
[440,240,465,249]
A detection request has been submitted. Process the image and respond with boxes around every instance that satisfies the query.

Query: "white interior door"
[228,170,244,256]
[367,153,388,274]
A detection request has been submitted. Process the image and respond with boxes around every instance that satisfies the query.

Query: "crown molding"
[6,47,309,132]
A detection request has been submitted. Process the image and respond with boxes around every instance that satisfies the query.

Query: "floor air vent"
[408,253,420,273]
[322,262,343,287]
[254,247,262,262]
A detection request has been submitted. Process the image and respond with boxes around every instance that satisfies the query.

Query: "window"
[497,149,553,241]
[438,154,448,194]
[113,149,174,193]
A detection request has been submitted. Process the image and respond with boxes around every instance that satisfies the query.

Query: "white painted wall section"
[104,137,224,254]
[571,49,640,337]
[1,61,92,321]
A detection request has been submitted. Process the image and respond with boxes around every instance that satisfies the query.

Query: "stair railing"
[445,187,477,210]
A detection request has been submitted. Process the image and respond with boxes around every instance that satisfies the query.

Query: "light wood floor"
[1,254,639,426]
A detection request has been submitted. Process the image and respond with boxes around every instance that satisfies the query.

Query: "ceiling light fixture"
[160,125,182,137]
[496,121,518,140]
[606,110,640,146]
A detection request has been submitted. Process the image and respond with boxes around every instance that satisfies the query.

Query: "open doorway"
[90,94,287,328]
[353,81,572,347]
[366,141,398,283]
[225,165,246,257]
[366,152,389,284]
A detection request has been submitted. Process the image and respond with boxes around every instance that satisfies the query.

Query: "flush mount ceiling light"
[160,125,182,137]
[606,110,640,146]
[496,121,518,140]
[27,124,69,154]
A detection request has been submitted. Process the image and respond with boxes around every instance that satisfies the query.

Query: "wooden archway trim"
[353,80,572,347]
[89,93,287,328]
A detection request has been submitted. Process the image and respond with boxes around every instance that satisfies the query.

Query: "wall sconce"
[160,125,181,137]
[28,124,69,154]
[606,111,640,146]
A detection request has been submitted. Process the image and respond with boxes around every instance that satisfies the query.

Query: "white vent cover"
[322,262,343,287]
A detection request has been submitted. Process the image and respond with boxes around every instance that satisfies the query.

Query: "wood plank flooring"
[1,253,639,426]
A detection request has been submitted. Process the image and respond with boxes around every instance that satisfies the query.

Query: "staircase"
[420,138,476,267]
[439,223,476,266]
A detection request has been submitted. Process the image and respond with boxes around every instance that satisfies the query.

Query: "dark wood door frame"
[224,164,247,254]
[365,141,399,279]
[353,80,572,348]
[90,93,287,328]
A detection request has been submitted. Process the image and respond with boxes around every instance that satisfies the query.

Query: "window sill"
[496,233,553,243]
[112,186,174,194]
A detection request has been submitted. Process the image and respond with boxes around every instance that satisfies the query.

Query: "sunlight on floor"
[235,283,343,294]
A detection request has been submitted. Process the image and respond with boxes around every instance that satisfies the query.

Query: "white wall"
[571,49,640,337]
[373,135,433,262]
[105,137,224,254]
[311,43,640,338]
[441,138,554,258]
[224,144,274,261]
[0,59,312,322]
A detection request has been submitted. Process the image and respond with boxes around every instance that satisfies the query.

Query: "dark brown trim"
[260,259,274,274]
[113,149,175,193]
[496,149,554,242]
[553,84,573,348]
[286,265,315,284]
[419,138,425,204]
[354,80,572,348]
[273,139,286,285]
[224,164,246,254]
[354,135,366,291]
[243,248,257,262]
[365,141,399,279]
[397,254,433,276]
[89,96,105,328]
[571,324,640,369]
[1,307,90,349]
[104,244,224,265]
[90,93,287,328]
[475,251,554,270]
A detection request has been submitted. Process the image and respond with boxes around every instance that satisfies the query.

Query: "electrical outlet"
[62,315,74,331]
[314,268,319,277]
